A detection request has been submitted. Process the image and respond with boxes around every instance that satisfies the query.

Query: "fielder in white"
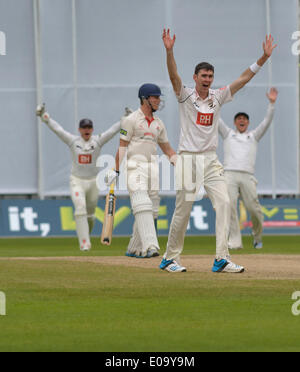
[160,29,277,273]
[36,104,128,251]
[105,83,176,258]
[219,87,278,250]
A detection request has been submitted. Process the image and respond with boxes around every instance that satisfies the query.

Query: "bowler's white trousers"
[225,170,263,248]
[164,151,231,262]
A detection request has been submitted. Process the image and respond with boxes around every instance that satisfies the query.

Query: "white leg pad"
[127,222,142,255]
[130,191,159,254]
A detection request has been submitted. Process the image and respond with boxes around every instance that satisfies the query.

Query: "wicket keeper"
[36,104,129,251]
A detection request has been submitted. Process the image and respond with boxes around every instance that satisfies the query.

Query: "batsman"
[105,83,176,258]
[36,104,130,251]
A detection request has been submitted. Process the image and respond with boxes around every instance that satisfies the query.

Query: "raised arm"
[218,117,231,139]
[36,104,75,146]
[162,29,182,96]
[253,87,278,141]
[99,108,133,146]
[98,121,121,146]
[230,35,277,96]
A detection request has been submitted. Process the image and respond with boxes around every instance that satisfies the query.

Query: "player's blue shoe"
[125,252,136,258]
[159,258,186,272]
[212,258,229,272]
[212,258,244,273]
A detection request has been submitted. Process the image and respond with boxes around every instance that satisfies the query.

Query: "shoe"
[125,250,145,258]
[80,245,91,252]
[125,251,136,257]
[159,258,186,272]
[134,251,148,258]
[146,248,160,258]
[253,241,263,249]
[212,258,244,273]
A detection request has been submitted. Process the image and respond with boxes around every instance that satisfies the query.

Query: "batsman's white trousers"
[126,160,160,255]
[70,175,99,249]
[164,151,230,261]
[225,170,263,248]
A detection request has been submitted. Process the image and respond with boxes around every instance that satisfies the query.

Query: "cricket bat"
[101,183,116,245]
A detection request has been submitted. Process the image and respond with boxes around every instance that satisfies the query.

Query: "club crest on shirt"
[208,99,215,109]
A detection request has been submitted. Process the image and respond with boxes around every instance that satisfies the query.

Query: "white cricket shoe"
[159,258,187,272]
[80,244,91,252]
[212,258,244,273]
[253,241,263,249]
[222,261,245,273]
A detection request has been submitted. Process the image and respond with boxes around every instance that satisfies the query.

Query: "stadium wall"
[1,197,300,237]
[0,0,299,196]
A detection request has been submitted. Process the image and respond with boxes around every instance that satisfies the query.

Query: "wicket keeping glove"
[36,103,50,123]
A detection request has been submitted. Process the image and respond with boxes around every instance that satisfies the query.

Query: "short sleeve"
[157,120,169,143]
[215,85,233,106]
[120,116,134,142]
[177,84,193,103]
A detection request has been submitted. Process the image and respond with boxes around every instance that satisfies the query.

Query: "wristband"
[249,62,261,74]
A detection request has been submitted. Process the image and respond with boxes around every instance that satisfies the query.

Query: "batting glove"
[105,169,119,186]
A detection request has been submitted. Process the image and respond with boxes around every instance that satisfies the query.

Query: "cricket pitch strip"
[1,254,300,280]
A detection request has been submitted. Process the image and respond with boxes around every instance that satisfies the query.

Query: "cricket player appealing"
[36,103,129,251]
[105,83,177,258]
[160,29,277,273]
[219,87,278,250]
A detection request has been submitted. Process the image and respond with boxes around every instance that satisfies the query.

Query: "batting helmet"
[138,83,162,100]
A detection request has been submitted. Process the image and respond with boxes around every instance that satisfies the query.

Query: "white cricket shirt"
[45,118,120,179]
[120,108,169,162]
[219,103,275,174]
[177,84,233,153]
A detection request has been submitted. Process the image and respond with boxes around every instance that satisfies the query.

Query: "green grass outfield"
[0,235,300,352]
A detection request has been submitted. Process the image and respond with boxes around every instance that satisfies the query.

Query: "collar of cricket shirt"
[193,87,213,102]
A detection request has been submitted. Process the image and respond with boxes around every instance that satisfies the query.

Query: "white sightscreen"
[0,0,299,196]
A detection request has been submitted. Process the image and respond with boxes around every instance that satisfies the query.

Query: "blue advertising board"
[0,197,300,237]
